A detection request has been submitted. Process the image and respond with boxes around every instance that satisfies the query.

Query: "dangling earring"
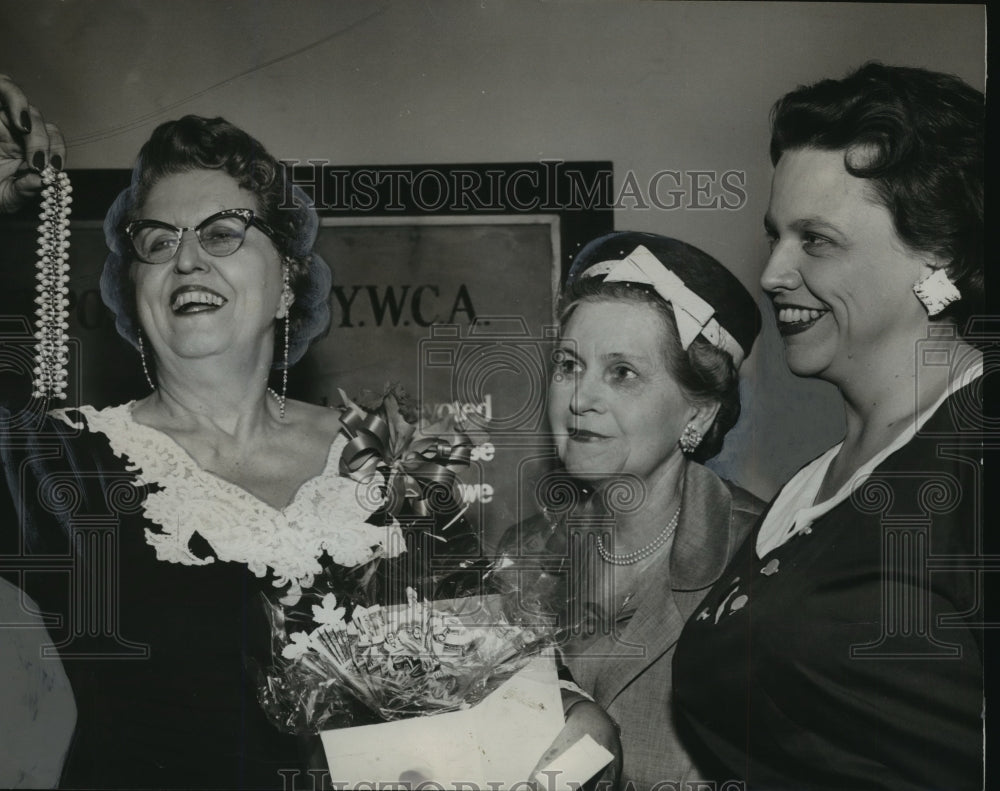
[679,422,703,454]
[275,315,289,420]
[913,268,960,316]
[136,330,155,391]
[275,262,293,420]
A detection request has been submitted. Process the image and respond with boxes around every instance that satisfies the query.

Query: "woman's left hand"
[528,698,622,789]
[0,73,66,214]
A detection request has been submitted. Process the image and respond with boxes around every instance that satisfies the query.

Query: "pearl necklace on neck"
[596,502,682,566]
[267,386,286,419]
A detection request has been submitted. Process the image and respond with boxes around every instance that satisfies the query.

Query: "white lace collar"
[53,403,403,601]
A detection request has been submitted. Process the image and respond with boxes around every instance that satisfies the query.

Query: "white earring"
[913,268,960,316]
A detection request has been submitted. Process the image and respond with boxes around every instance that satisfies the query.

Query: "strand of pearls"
[32,166,72,399]
[596,503,682,566]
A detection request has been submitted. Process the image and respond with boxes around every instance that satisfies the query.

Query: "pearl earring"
[679,422,703,454]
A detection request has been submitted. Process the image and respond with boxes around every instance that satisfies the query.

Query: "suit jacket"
[672,380,985,791]
[502,462,763,790]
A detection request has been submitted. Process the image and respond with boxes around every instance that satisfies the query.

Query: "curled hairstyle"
[102,115,331,368]
[770,62,984,332]
[558,279,742,463]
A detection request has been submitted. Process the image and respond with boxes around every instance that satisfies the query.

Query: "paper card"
[535,734,615,790]
[321,652,563,787]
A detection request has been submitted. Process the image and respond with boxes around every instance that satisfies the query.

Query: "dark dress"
[0,403,388,789]
[672,382,985,791]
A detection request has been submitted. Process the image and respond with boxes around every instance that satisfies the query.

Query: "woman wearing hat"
[673,63,985,790]
[502,231,764,788]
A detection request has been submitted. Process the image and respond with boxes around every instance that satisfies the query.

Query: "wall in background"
[0,0,986,497]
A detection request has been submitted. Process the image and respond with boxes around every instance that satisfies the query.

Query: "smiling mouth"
[569,429,609,441]
[170,288,227,315]
[774,306,828,336]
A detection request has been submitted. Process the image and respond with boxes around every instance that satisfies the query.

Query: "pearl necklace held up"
[32,166,72,399]
[596,502,682,566]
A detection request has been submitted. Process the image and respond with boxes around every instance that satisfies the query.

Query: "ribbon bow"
[583,245,744,365]
[338,389,472,519]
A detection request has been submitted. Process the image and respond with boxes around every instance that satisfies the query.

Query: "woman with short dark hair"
[674,63,985,790]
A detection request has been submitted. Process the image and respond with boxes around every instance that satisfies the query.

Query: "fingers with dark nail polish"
[20,110,31,133]
[32,150,46,170]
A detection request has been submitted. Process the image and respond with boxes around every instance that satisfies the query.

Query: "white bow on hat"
[581,245,745,366]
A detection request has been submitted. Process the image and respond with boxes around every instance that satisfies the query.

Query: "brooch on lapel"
[705,577,745,624]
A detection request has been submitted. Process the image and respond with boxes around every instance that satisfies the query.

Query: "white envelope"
[320,652,563,787]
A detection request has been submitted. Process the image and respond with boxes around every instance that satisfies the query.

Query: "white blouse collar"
[756,359,983,558]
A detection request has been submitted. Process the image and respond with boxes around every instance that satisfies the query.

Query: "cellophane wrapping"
[257,386,557,733]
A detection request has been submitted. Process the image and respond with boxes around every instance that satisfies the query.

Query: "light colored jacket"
[511,462,762,790]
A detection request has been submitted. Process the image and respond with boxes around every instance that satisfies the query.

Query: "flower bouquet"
[257,386,563,784]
